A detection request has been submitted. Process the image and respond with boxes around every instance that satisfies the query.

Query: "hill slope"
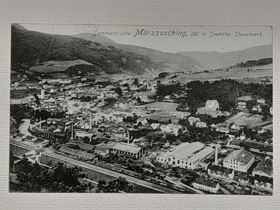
[177,44,272,69]
[11,25,165,75]
[73,33,204,72]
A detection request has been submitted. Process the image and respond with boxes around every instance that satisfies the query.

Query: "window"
[178,160,180,164]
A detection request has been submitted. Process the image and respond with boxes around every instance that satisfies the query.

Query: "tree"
[83,136,90,144]
[13,160,93,192]
[33,93,40,105]
[97,177,134,193]
[115,87,122,97]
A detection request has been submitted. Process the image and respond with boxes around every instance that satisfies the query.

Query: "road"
[10,139,184,194]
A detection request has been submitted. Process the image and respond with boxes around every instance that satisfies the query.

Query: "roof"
[111,142,142,154]
[78,143,95,151]
[94,143,109,153]
[253,160,273,177]
[224,149,254,165]
[205,100,219,109]
[59,145,96,160]
[236,96,253,102]
[187,147,214,162]
[159,142,205,160]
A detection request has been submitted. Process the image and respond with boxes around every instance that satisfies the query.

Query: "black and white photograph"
[9,24,273,195]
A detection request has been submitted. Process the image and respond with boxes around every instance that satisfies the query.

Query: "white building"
[223,149,255,172]
[156,142,214,169]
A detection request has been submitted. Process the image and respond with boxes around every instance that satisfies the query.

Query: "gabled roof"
[111,142,142,154]
[253,160,273,177]
[159,142,205,160]
[224,149,254,165]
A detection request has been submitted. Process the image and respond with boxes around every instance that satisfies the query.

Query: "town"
[10,72,273,195]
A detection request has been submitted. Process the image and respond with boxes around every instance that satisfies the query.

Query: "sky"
[21,24,272,53]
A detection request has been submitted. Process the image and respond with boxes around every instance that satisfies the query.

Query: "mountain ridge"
[177,44,272,69]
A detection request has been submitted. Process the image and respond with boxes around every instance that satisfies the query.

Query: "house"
[205,100,219,110]
[10,95,36,105]
[252,104,262,113]
[94,142,110,156]
[196,100,221,118]
[236,96,252,110]
[257,98,265,104]
[188,117,200,126]
[196,121,207,128]
[192,177,220,193]
[208,165,235,179]
[223,149,255,173]
[137,117,148,126]
[151,123,160,130]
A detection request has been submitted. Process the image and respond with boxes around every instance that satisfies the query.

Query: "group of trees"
[80,95,97,102]
[122,113,139,124]
[235,58,272,68]
[10,105,33,127]
[33,109,66,121]
[96,177,134,193]
[156,83,182,98]
[11,159,93,192]
[185,79,272,113]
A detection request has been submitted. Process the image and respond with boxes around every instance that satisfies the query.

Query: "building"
[185,146,215,169]
[252,159,273,189]
[156,142,214,169]
[110,142,146,159]
[30,126,67,140]
[10,95,35,105]
[223,149,255,172]
[208,165,235,179]
[192,177,220,193]
[236,96,252,110]
[94,142,110,156]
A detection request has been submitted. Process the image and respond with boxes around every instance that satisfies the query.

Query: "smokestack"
[41,89,45,99]
[40,117,41,128]
[127,130,130,144]
[71,123,74,140]
[90,112,92,130]
[215,144,218,165]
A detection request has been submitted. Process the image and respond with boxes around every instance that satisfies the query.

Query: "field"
[29,60,93,73]
[226,112,264,127]
[137,102,178,111]
[160,64,272,84]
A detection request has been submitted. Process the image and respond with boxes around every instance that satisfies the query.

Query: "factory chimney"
[90,112,92,130]
[41,89,45,99]
[215,144,218,165]
[127,130,130,144]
